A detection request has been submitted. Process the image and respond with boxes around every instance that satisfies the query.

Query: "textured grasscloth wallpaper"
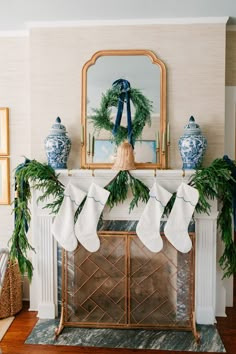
[30,24,226,169]
[0,22,228,247]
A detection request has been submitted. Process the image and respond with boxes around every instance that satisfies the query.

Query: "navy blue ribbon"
[112,79,134,148]
[223,155,236,231]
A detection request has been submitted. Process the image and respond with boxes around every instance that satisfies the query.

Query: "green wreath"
[89,86,153,146]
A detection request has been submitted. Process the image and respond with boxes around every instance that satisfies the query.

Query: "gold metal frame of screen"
[55,232,199,341]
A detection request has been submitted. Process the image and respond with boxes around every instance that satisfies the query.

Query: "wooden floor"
[0,293,235,354]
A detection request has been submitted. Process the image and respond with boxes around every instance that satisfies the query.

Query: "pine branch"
[128,172,149,212]
[105,171,129,209]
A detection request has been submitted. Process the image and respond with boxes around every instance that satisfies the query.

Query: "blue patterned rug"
[25,319,226,352]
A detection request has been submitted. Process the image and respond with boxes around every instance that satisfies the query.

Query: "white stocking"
[51,182,86,252]
[136,182,172,252]
[164,182,199,253]
[74,182,110,252]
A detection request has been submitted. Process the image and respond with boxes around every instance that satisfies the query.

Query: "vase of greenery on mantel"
[8,156,236,281]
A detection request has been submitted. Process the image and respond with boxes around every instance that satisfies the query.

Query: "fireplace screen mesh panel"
[129,235,193,328]
[62,232,195,331]
[65,235,127,325]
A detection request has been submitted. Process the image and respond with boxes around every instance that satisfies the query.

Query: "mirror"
[81,49,167,169]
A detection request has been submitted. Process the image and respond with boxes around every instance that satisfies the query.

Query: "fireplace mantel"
[29,169,227,324]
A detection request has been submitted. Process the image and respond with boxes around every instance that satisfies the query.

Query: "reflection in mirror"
[81,50,167,169]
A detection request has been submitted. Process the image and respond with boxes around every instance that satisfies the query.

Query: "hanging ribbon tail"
[112,92,124,136]
[112,79,133,147]
[126,90,134,148]
[223,155,236,231]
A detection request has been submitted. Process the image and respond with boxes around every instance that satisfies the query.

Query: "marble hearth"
[29,169,227,324]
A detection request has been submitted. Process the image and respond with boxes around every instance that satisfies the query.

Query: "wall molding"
[0,17,228,36]
[25,17,229,29]
[0,30,29,37]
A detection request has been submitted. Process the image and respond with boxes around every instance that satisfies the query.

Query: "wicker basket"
[0,261,23,319]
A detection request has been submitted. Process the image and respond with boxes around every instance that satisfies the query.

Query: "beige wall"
[30,23,226,169]
[225,29,236,159]
[0,22,227,246]
[0,36,29,247]
[226,30,236,86]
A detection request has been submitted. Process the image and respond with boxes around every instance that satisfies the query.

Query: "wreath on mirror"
[89,84,153,146]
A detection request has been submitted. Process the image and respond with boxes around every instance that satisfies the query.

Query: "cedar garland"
[8,157,236,280]
[10,159,64,280]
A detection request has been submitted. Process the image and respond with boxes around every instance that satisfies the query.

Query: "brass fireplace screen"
[56,232,198,339]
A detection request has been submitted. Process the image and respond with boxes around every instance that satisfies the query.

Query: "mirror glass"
[81,50,167,169]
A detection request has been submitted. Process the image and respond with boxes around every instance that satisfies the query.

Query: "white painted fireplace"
[29,169,228,324]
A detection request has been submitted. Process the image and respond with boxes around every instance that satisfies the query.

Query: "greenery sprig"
[105,170,149,212]
[89,86,153,146]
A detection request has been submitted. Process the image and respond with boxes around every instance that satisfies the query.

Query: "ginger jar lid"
[49,117,67,135]
[184,116,201,136]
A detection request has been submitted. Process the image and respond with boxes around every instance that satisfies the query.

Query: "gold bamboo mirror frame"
[80,49,167,169]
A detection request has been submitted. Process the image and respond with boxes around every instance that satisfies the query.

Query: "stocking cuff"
[64,182,86,206]
[149,182,172,208]
[177,183,199,206]
[87,182,110,206]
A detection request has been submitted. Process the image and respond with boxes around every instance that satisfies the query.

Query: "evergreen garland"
[8,157,236,280]
[190,158,236,278]
[89,86,153,146]
[10,159,65,280]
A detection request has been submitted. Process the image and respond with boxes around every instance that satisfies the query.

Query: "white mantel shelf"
[30,169,227,324]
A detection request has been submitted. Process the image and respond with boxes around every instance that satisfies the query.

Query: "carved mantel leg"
[195,212,218,324]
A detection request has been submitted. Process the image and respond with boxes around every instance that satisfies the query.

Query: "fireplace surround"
[29,169,226,325]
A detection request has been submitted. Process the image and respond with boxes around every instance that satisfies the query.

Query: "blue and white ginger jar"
[178,116,207,169]
[44,117,71,169]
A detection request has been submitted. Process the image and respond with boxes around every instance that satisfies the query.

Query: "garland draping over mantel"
[9,157,236,281]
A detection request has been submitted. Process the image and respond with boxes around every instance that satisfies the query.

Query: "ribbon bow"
[112,79,134,148]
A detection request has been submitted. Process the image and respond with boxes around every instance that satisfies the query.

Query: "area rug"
[0,316,14,341]
[25,319,226,352]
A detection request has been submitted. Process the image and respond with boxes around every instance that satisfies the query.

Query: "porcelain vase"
[44,117,71,169]
[178,116,207,170]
